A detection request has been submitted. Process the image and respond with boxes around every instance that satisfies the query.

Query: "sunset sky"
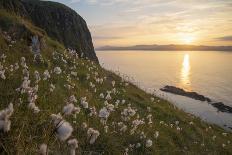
[50,0,232,47]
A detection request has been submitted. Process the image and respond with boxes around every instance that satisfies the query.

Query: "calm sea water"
[97,50,232,130]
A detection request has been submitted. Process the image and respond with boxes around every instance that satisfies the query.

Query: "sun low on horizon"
[50,0,231,47]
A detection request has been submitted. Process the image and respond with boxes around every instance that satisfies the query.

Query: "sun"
[182,36,195,44]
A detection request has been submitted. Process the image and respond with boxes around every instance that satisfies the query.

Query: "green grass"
[0,10,232,155]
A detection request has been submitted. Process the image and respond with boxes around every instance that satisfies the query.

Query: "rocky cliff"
[0,0,98,62]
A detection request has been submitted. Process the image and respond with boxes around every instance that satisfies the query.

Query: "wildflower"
[112,80,116,87]
[99,93,104,99]
[134,143,140,149]
[89,106,97,116]
[39,143,47,155]
[14,62,19,70]
[99,107,110,119]
[43,70,50,80]
[56,121,73,141]
[63,104,75,115]
[71,71,77,77]
[81,97,88,109]
[0,70,6,79]
[145,139,153,148]
[154,131,159,139]
[54,67,62,74]
[104,125,108,133]
[105,91,112,100]
[0,103,14,132]
[34,71,41,83]
[28,102,40,113]
[87,128,100,144]
[69,95,77,103]
[68,138,78,155]
[49,84,55,92]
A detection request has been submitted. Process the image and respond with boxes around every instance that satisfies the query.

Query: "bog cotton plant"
[87,128,100,144]
[39,143,47,155]
[68,138,78,155]
[54,67,62,74]
[80,97,88,109]
[50,114,73,141]
[0,103,14,132]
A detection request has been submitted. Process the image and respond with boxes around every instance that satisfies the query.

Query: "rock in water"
[160,85,232,114]
[160,85,211,102]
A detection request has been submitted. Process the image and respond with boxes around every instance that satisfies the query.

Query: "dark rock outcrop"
[160,85,232,114]
[160,86,211,102]
[0,0,98,62]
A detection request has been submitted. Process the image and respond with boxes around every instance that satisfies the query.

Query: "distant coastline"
[97,44,232,51]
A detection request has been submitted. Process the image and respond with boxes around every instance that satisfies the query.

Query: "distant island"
[97,44,232,51]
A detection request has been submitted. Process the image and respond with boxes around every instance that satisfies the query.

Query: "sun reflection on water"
[180,54,191,90]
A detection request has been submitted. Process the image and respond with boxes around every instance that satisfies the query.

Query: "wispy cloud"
[49,0,232,46]
[215,36,232,42]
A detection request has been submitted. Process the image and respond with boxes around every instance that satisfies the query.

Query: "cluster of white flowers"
[0,103,14,132]
[87,128,100,144]
[121,105,137,121]
[130,119,145,135]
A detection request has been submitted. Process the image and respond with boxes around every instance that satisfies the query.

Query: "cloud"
[93,36,124,40]
[215,36,232,42]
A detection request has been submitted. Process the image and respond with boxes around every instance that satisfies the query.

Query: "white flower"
[87,128,100,144]
[28,102,40,113]
[54,67,62,74]
[34,71,41,82]
[68,138,78,155]
[63,104,75,115]
[0,70,6,79]
[43,70,51,80]
[145,139,153,148]
[105,92,112,100]
[71,71,77,77]
[99,107,110,119]
[99,93,104,99]
[0,103,14,132]
[51,113,63,125]
[81,97,88,109]
[56,121,73,141]
[39,143,47,155]
[154,131,159,139]
[69,95,77,103]
[14,63,19,70]
[112,80,116,87]
[49,84,55,92]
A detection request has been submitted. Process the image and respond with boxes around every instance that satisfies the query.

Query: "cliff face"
[0,0,98,62]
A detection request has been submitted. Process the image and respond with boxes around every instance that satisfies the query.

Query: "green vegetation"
[0,8,231,155]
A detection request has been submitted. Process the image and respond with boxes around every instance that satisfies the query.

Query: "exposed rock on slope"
[0,0,98,62]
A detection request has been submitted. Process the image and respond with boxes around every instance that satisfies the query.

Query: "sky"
[49,0,232,47]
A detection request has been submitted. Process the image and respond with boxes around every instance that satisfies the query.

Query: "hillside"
[0,3,232,155]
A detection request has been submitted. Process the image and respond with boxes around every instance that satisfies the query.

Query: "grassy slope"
[0,10,231,155]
